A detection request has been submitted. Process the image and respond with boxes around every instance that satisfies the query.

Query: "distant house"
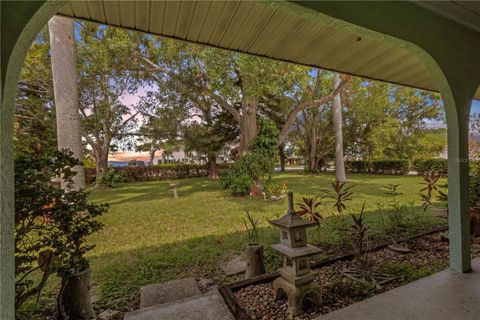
[153,148,235,165]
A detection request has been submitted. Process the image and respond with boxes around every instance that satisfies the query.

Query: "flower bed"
[219,227,480,320]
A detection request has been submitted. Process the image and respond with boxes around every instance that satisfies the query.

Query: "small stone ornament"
[269,191,322,317]
[169,182,179,198]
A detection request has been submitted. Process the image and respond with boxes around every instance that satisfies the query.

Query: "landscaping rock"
[388,243,413,253]
[140,277,201,308]
[98,309,123,320]
[197,278,215,292]
[221,256,247,276]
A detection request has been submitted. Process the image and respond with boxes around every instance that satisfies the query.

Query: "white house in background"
[153,147,235,165]
[153,149,189,164]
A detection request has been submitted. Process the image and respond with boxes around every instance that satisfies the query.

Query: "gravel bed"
[236,234,476,320]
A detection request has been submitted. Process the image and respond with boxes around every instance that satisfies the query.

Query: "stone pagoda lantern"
[270,191,322,317]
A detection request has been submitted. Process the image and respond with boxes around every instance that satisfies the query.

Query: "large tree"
[136,38,346,156]
[136,92,186,165]
[76,22,143,182]
[14,29,56,156]
[183,98,239,178]
[342,79,445,161]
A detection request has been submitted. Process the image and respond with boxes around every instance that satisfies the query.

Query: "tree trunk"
[278,143,286,172]
[149,144,156,166]
[94,148,109,185]
[333,73,347,182]
[308,132,317,172]
[207,153,219,179]
[238,97,258,155]
[49,16,85,191]
[57,269,95,320]
[245,244,265,279]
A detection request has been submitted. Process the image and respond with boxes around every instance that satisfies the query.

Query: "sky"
[110,88,480,163]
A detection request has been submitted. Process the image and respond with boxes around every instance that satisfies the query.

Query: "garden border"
[218,226,448,320]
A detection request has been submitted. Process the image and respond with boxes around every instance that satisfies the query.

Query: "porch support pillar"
[442,78,475,273]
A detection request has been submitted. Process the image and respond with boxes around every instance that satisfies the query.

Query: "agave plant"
[296,196,323,223]
[420,171,442,212]
[321,180,355,215]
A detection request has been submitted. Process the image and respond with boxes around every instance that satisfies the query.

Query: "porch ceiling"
[57,1,479,99]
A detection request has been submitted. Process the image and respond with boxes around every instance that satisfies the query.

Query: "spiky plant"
[420,171,442,212]
[296,196,323,223]
[321,180,355,215]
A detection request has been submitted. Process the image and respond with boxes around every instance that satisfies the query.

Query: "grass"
[17,172,445,318]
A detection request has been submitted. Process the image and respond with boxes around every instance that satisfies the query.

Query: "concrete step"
[124,290,235,320]
[140,278,201,308]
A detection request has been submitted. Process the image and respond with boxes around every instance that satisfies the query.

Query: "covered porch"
[2,1,480,319]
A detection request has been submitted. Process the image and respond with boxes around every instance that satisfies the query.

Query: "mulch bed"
[235,233,478,320]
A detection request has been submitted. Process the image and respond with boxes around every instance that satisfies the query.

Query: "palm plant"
[296,196,323,223]
[321,180,355,215]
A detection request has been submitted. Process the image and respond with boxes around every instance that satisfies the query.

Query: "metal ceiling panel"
[56,0,480,99]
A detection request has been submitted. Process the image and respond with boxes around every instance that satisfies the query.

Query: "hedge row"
[84,163,231,183]
[345,160,410,175]
[412,159,448,176]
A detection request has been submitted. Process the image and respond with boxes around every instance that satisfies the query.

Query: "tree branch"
[278,78,348,144]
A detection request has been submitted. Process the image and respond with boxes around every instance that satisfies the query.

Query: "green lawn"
[18,172,445,318]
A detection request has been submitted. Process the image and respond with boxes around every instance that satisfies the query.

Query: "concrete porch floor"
[318,258,480,320]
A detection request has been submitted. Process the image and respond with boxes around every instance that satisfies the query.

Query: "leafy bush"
[413,159,448,176]
[221,119,279,196]
[97,168,126,188]
[14,149,107,309]
[345,159,410,175]
[220,169,253,196]
[84,163,231,185]
[470,175,480,207]
[264,181,288,198]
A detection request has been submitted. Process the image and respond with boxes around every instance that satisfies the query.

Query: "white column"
[443,85,473,273]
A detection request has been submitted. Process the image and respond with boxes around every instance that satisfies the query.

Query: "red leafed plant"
[296,196,323,223]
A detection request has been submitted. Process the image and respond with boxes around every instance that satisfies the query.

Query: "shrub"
[221,119,279,196]
[345,159,409,175]
[14,149,107,309]
[84,163,231,185]
[470,175,480,207]
[220,170,253,196]
[264,181,288,198]
[98,168,126,188]
[413,159,448,176]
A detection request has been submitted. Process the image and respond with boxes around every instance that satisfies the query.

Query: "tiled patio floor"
[317,258,480,320]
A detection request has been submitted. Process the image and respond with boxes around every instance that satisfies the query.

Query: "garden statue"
[170,182,179,199]
[270,191,322,317]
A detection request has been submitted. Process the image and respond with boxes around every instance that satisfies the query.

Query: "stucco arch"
[1,1,479,319]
